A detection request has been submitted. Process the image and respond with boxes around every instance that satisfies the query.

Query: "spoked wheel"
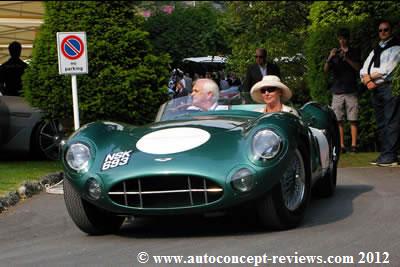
[258,148,310,230]
[281,150,306,211]
[32,119,65,160]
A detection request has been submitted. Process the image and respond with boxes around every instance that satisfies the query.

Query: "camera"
[336,48,345,59]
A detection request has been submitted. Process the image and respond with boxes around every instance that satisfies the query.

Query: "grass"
[0,152,380,197]
[0,160,62,197]
[337,152,379,168]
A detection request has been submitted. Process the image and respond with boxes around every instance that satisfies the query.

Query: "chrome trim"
[108,188,223,195]
[123,181,128,206]
[138,179,143,208]
[188,176,193,205]
[203,178,208,203]
[108,176,223,208]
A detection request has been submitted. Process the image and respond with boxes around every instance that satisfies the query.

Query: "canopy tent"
[181,56,227,77]
[182,56,226,64]
[0,1,44,64]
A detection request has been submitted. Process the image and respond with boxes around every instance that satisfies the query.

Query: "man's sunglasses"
[260,87,278,94]
[255,55,265,58]
[379,28,390,33]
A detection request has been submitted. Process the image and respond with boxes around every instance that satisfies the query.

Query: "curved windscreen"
[155,93,262,122]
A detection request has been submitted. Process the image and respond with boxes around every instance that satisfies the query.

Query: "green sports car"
[62,94,340,235]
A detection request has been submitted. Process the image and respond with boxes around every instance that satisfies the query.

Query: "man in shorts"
[324,28,361,153]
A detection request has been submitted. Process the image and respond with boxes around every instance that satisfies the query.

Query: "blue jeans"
[372,83,400,161]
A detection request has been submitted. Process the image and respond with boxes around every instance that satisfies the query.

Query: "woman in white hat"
[250,75,299,116]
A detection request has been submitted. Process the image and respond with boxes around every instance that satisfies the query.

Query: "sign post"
[57,32,88,130]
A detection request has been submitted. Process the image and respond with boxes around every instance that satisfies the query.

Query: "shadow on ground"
[116,184,373,238]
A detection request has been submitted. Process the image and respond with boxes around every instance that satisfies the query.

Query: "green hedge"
[23,1,171,126]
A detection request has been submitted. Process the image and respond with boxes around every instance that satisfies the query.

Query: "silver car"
[0,95,64,160]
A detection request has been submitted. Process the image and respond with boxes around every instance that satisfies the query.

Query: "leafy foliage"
[23,1,171,125]
[219,1,312,106]
[143,2,228,69]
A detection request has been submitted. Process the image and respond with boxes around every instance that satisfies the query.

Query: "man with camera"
[324,28,361,154]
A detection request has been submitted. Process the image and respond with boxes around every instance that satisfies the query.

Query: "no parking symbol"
[61,35,84,60]
[57,32,88,75]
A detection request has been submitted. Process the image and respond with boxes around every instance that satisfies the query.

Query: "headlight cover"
[231,168,254,192]
[252,129,281,160]
[65,143,91,172]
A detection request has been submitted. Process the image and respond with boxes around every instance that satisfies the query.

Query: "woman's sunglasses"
[260,87,278,94]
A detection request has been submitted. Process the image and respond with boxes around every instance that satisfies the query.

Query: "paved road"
[1,167,399,266]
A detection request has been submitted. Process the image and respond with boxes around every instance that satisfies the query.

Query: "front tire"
[63,178,125,235]
[258,148,310,230]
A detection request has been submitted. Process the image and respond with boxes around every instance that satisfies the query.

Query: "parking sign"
[57,32,88,75]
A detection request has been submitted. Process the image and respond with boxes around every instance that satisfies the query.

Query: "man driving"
[190,78,220,111]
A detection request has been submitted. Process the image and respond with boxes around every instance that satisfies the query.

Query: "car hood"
[65,116,258,178]
[76,115,253,142]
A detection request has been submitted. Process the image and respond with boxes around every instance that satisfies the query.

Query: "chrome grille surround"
[108,175,223,209]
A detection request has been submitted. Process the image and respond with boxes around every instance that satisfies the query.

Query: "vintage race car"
[62,94,340,235]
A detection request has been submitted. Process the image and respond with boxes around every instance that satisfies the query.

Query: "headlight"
[87,178,102,200]
[252,129,281,160]
[231,168,254,192]
[65,143,91,172]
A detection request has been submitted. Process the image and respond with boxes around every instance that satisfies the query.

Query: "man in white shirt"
[190,78,220,111]
[242,48,281,93]
[360,20,400,167]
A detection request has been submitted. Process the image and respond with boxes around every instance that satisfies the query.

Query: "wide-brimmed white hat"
[250,75,292,103]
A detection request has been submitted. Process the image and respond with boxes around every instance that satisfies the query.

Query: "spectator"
[324,28,361,154]
[360,20,400,167]
[173,80,189,99]
[219,78,230,91]
[242,48,280,92]
[250,75,298,117]
[228,73,241,87]
[0,41,28,96]
[183,73,193,93]
[190,78,220,111]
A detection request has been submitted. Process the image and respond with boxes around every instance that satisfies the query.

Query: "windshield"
[155,93,262,122]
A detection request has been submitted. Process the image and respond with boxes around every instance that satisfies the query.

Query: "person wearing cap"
[250,75,298,117]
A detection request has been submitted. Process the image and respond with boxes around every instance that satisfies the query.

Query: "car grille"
[108,175,223,209]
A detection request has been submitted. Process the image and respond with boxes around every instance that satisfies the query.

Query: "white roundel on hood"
[136,127,210,154]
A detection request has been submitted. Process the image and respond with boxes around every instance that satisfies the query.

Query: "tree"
[23,1,171,126]
[143,2,229,69]
[219,1,311,105]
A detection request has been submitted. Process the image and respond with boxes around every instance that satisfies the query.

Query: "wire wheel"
[280,150,306,211]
